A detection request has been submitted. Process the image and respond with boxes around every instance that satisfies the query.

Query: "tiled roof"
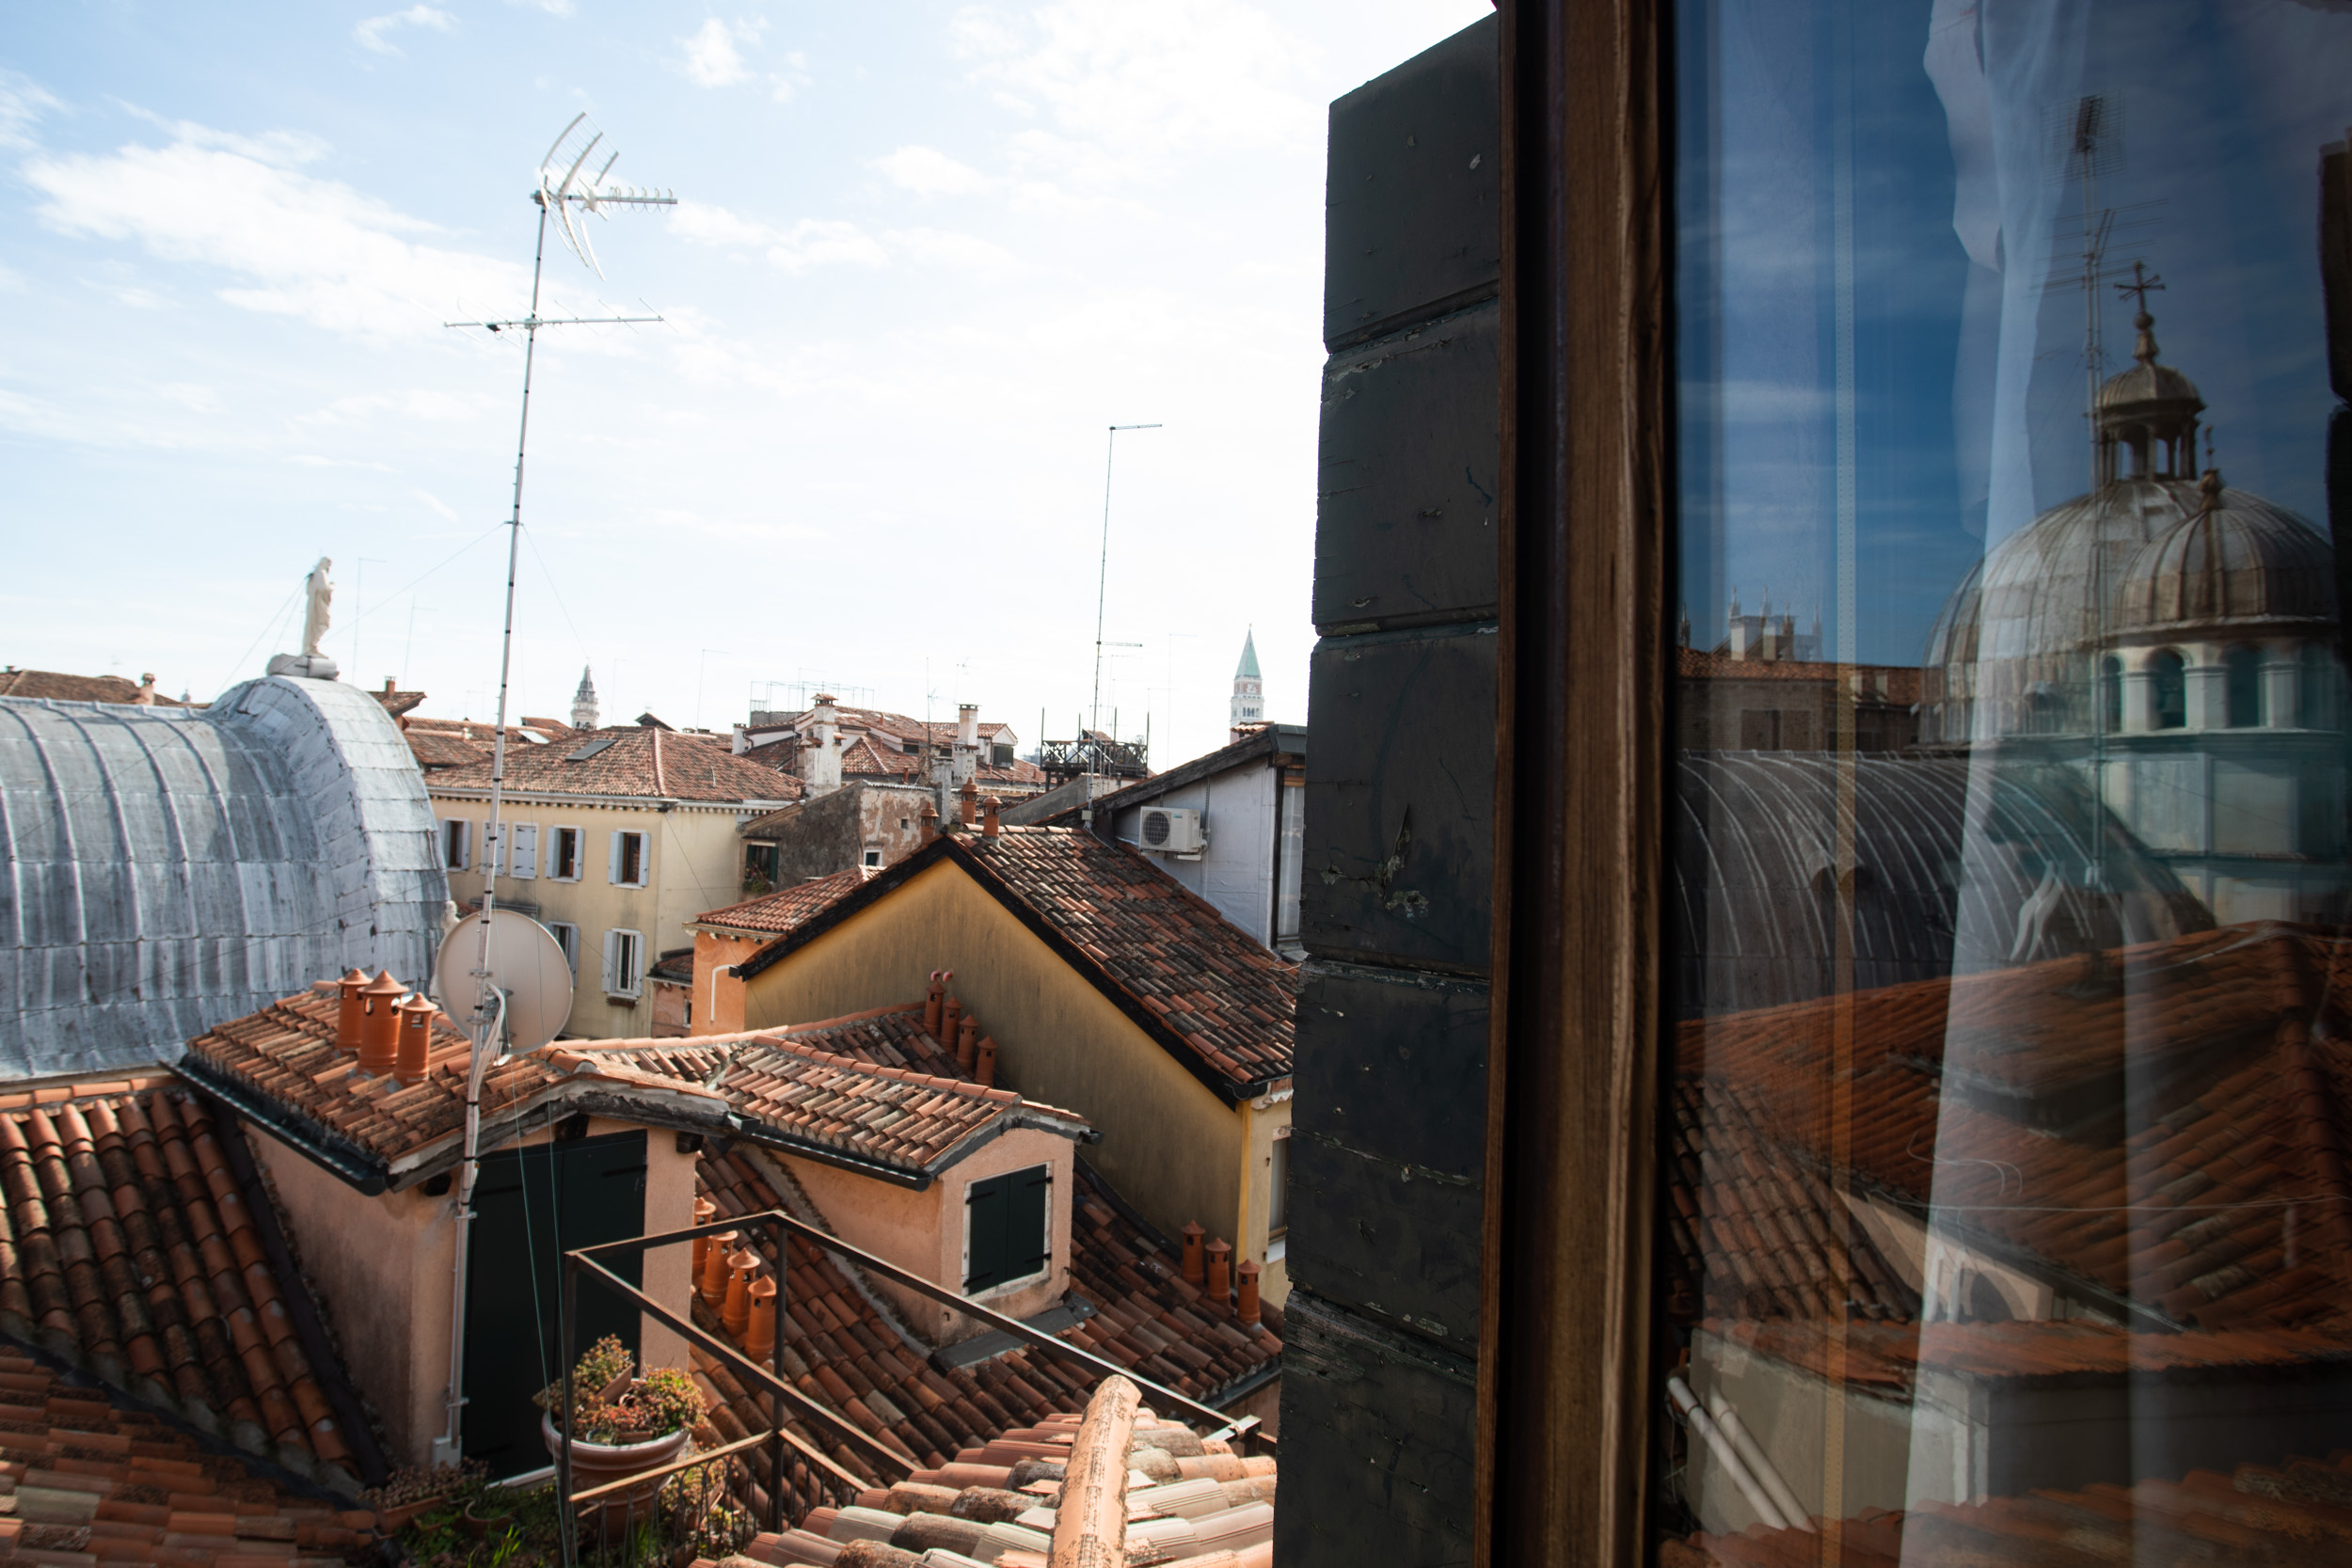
[0,669,185,705]
[564,1022,1089,1180]
[0,1346,379,1565]
[427,725,797,803]
[0,1080,367,1489]
[1674,923,2352,1344]
[689,1147,1279,1521]
[1668,1444,2352,1568]
[367,686,426,719]
[401,728,487,770]
[734,829,1295,1099]
[648,948,694,984]
[697,867,879,935]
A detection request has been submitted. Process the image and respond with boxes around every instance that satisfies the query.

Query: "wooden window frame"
[546,823,585,882]
[961,1164,1053,1297]
[1478,0,1669,1563]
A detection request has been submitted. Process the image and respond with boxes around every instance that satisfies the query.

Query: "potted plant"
[536,1336,707,1542]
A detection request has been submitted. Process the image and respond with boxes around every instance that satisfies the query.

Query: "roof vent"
[1138,806,1206,856]
[565,736,618,762]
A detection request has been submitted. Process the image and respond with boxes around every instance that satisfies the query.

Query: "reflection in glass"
[1662,1,2352,1560]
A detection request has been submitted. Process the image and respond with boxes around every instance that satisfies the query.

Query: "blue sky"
[2,1,1488,761]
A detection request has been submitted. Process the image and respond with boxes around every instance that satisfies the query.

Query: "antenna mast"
[433,114,673,1471]
[1088,422,1160,825]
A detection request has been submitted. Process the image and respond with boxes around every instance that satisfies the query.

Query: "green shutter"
[965,1173,1009,1291]
[965,1166,1050,1293]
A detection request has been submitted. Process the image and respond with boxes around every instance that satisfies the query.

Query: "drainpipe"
[706,962,739,1035]
[1706,1388,1809,1531]
[1666,1375,1790,1531]
[434,987,507,1465]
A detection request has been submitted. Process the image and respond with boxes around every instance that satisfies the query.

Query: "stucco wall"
[747,783,933,885]
[434,796,759,1037]
[738,860,1263,1269]
[776,1123,1073,1344]
[248,1114,695,1468]
[689,929,764,1036]
[1238,1096,1293,1306]
[1105,761,1280,945]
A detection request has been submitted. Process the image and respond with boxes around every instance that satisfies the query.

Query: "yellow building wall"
[247,1115,695,1468]
[737,859,1267,1273]
[433,795,762,1038]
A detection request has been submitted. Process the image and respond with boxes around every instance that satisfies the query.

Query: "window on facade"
[602,928,643,997]
[609,831,647,887]
[2151,649,2188,729]
[2225,645,2265,727]
[548,826,582,880]
[1666,1,2350,1557]
[507,821,537,879]
[440,818,471,872]
[545,921,579,975]
[1267,1133,1288,1236]
[963,1165,1049,1294]
[862,848,882,867]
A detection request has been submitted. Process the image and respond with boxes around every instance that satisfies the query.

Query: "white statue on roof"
[267,557,342,680]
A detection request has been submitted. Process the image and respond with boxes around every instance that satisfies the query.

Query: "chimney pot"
[356,971,404,1076]
[975,1036,996,1088]
[723,1247,760,1339]
[699,1229,739,1307]
[925,973,946,1037]
[691,1198,717,1279]
[1237,1259,1262,1327]
[957,1016,978,1072]
[393,995,436,1085]
[959,778,978,826]
[746,1275,778,1360]
[1180,1223,1205,1285]
[334,969,371,1053]
[919,802,939,845]
[941,995,962,1051]
[982,796,1001,838]
[1205,1238,1232,1304]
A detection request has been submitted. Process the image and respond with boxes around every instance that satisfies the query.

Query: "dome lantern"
[2095,265,2203,483]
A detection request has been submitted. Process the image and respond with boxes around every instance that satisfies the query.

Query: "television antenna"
[1087,423,1160,826]
[432,113,673,1471]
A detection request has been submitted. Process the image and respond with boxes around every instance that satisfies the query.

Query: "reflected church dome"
[2113,470,2336,635]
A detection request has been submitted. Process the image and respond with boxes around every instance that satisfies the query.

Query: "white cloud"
[873,144,994,197]
[669,202,1011,278]
[679,19,756,87]
[115,103,328,166]
[508,0,575,13]
[355,5,454,57]
[770,50,811,103]
[948,0,1320,187]
[1,71,63,150]
[887,227,1024,277]
[24,130,525,341]
[157,383,222,413]
[767,219,888,275]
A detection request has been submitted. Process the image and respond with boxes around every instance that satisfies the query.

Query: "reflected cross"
[2114,259,2165,314]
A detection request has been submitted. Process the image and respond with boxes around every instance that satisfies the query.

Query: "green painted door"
[461,1130,648,1479]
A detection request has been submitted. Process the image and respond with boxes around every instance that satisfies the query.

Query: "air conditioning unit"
[1137,806,1206,855]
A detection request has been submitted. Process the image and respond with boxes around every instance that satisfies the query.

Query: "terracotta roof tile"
[0,1085,362,1492]
[0,670,188,706]
[428,725,798,803]
[697,867,880,935]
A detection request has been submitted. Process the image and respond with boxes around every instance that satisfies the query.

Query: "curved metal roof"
[2114,483,2336,634]
[1672,752,2212,1016]
[0,676,446,1079]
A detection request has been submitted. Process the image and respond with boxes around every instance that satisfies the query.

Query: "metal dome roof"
[0,676,447,1079]
[2112,473,2336,634]
[1672,752,2212,1016]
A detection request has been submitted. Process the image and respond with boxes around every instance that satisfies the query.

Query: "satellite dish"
[433,909,575,1053]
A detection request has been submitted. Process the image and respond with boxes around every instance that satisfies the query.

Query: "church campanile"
[1230,629,1264,738]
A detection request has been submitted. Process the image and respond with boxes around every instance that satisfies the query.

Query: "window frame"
[544,920,580,976]
[961,1164,1053,1297]
[440,817,472,872]
[546,824,585,882]
[608,829,650,888]
[602,927,644,999]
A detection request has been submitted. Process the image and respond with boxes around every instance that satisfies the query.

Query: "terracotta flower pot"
[542,1411,691,1542]
[373,1493,451,1535]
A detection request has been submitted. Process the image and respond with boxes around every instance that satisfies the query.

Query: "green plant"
[534,1335,708,1445]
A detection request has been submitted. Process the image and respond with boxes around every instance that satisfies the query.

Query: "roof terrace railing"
[553,1206,1267,1565]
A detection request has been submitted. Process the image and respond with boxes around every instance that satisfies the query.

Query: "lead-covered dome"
[2113,469,2336,634]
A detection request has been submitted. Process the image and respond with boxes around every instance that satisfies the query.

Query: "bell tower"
[1230,629,1265,738]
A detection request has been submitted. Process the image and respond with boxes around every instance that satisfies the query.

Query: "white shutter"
[509,822,538,879]
[602,928,620,990]
[608,831,625,884]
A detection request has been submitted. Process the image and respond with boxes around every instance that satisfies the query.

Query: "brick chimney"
[957,1015,978,1072]
[1180,1222,1205,1285]
[334,968,370,1053]
[975,1037,996,1088]
[982,796,1001,838]
[1205,1238,1232,1304]
[1237,1259,1262,1328]
[699,1230,739,1307]
[356,972,404,1076]
[394,995,436,1085]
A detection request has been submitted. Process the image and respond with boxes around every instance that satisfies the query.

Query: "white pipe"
[436,987,506,1462]
[1667,1375,1788,1532]
[1706,1389,1811,1532]
[705,963,738,1035]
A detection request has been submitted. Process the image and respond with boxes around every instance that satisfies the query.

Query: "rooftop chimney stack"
[919,800,939,845]
[746,1275,778,1360]
[957,1015,979,1072]
[1205,1238,1232,1305]
[722,1248,759,1338]
[135,673,158,706]
[394,995,436,1085]
[1181,1223,1205,1285]
[691,1198,717,1279]
[959,778,978,827]
[356,972,404,1076]
[941,993,963,1050]
[982,795,1001,838]
[975,1036,996,1088]
[699,1230,739,1307]
[335,969,370,1053]
[925,972,947,1037]
[1237,1259,1262,1328]
[803,694,844,796]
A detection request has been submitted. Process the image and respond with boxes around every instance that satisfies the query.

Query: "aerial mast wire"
[1087,422,1160,825]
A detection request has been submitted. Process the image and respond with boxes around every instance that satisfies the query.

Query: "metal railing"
[553,1206,1267,1563]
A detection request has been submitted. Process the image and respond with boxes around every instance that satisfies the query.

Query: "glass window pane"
[1664,0,2352,1556]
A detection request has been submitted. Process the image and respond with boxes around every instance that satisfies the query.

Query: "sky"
[2,0,1490,766]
